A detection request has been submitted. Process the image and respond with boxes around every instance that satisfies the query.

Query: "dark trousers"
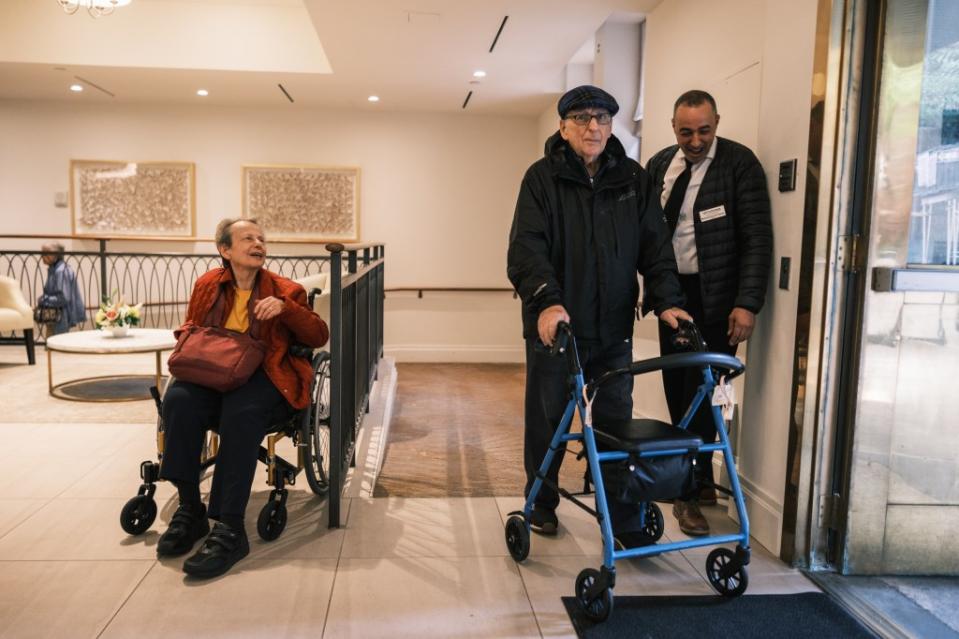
[524,337,645,533]
[158,367,292,520]
[658,274,738,489]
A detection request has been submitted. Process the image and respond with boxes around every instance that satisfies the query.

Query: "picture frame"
[70,160,196,239]
[242,164,360,242]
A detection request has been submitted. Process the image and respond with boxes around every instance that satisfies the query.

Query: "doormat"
[562,592,877,638]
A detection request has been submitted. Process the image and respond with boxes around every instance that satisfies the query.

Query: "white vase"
[109,325,130,338]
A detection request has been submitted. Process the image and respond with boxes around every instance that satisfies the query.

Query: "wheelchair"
[119,333,332,543]
[504,320,750,622]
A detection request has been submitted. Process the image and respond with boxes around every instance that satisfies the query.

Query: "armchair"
[0,275,36,364]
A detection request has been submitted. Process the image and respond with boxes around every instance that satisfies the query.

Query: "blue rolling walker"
[504,320,751,622]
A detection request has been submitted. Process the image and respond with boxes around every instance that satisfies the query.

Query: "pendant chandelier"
[56,0,132,18]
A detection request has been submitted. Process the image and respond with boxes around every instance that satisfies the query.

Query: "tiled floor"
[0,345,816,638]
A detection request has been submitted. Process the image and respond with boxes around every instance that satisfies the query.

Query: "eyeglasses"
[565,112,612,126]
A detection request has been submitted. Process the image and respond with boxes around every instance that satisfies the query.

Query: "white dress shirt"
[659,140,718,274]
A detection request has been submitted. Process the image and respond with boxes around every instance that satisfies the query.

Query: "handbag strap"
[204,283,261,340]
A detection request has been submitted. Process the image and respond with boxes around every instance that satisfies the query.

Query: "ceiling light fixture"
[472,70,487,78]
[196,89,209,97]
[70,84,84,92]
[368,95,380,103]
[56,0,132,18]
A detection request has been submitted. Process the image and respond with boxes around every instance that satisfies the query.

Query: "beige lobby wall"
[0,100,537,361]
[642,0,818,555]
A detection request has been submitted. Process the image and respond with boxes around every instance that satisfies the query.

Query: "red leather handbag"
[168,288,266,392]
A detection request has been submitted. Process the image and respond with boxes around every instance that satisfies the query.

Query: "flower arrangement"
[95,292,142,330]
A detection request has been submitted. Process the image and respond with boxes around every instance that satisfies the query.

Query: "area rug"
[562,592,877,638]
[373,363,588,497]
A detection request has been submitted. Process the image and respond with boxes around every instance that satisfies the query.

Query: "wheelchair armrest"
[307,287,324,308]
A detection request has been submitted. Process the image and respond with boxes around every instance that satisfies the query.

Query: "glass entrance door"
[843,0,959,574]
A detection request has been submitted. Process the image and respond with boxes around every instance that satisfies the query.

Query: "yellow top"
[224,288,252,333]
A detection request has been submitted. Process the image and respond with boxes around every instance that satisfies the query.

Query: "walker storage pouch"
[602,452,697,504]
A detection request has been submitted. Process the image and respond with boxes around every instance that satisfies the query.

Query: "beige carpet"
[373,363,588,498]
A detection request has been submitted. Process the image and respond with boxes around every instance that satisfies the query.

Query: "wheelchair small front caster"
[575,567,614,622]
[120,495,157,535]
[504,514,530,562]
[706,547,749,597]
[257,500,288,541]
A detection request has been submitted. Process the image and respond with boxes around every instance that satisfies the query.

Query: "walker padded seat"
[592,418,703,453]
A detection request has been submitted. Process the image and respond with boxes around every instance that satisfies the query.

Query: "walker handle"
[551,321,572,356]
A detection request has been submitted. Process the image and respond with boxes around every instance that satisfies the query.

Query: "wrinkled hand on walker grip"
[671,319,707,353]
[534,321,572,356]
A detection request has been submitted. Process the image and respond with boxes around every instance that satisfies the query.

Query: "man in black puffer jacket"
[646,90,772,537]
[508,85,689,548]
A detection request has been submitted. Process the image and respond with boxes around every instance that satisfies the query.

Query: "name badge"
[698,205,726,223]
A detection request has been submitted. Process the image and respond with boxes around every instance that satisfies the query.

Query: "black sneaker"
[529,505,558,536]
[183,522,250,579]
[157,503,210,558]
[613,530,656,550]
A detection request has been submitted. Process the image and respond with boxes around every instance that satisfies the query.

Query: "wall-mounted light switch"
[778,159,797,192]
[779,256,791,290]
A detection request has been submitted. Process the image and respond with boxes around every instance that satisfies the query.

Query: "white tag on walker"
[712,377,736,421]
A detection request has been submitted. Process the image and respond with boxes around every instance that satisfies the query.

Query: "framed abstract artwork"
[242,164,360,242]
[70,160,196,238]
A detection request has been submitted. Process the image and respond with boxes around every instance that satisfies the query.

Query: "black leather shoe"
[183,522,250,579]
[157,503,209,558]
[529,505,558,536]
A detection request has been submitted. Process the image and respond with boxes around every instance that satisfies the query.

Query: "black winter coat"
[645,137,773,324]
[507,132,684,344]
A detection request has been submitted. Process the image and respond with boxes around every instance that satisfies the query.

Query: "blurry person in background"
[37,242,85,335]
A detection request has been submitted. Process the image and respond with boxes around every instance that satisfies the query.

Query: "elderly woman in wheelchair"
[125,218,328,579]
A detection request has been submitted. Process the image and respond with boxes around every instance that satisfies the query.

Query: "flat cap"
[557,85,619,118]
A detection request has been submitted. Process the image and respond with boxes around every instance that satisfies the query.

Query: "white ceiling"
[0,0,659,115]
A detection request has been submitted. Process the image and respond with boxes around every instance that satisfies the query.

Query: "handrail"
[0,233,338,246]
[384,286,517,299]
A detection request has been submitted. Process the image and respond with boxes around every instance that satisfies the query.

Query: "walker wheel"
[642,502,665,542]
[257,501,288,541]
[504,515,530,562]
[706,547,748,597]
[120,495,157,535]
[575,568,614,622]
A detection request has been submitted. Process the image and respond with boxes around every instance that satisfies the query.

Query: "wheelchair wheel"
[303,352,332,496]
[257,501,288,541]
[120,495,157,535]
[504,515,530,562]
[642,502,665,542]
[706,547,748,597]
[575,568,614,622]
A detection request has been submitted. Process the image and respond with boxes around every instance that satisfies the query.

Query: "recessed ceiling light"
[368,95,380,103]
[472,70,487,78]
[196,89,209,97]
[69,84,83,92]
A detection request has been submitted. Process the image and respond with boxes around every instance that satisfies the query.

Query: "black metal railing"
[0,242,330,341]
[326,242,385,528]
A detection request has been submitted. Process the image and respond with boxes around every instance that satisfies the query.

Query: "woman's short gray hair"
[215,218,259,248]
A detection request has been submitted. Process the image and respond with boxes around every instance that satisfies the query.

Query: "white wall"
[642,0,818,555]
[0,100,537,361]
